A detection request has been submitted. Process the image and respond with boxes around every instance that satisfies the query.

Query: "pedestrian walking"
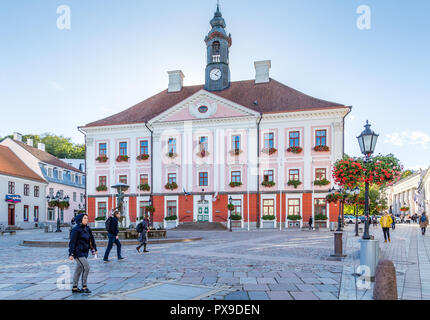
[103,210,125,262]
[420,212,429,235]
[308,216,313,230]
[380,212,393,243]
[372,215,378,228]
[136,214,150,253]
[390,213,396,230]
[68,214,97,294]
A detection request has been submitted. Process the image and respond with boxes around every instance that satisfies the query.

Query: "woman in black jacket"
[68,214,97,293]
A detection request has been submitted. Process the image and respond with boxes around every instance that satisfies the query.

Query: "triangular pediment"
[150,89,259,123]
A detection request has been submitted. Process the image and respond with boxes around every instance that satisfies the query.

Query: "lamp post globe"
[357,121,379,240]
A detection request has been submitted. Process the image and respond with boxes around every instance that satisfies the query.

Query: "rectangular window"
[24,184,30,196]
[263,170,274,182]
[167,200,177,217]
[231,199,242,215]
[231,171,241,183]
[99,143,107,156]
[316,130,327,147]
[119,142,128,156]
[78,175,82,185]
[140,201,150,218]
[263,199,275,216]
[288,199,300,216]
[47,208,55,221]
[59,170,63,180]
[264,132,274,149]
[314,198,327,216]
[315,168,327,181]
[34,186,39,198]
[140,174,149,185]
[140,140,149,155]
[49,188,54,197]
[232,135,241,150]
[289,131,300,147]
[73,192,77,202]
[168,138,176,153]
[97,202,107,218]
[168,173,176,184]
[199,172,208,186]
[8,181,15,194]
[34,206,39,222]
[119,175,128,184]
[99,176,107,186]
[23,205,29,222]
[47,168,52,178]
[289,169,300,181]
[199,137,208,152]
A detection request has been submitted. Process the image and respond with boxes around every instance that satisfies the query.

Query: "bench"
[92,229,166,240]
[0,231,16,236]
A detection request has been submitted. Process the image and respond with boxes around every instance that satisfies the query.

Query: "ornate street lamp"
[357,121,379,240]
[229,196,233,232]
[46,191,69,233]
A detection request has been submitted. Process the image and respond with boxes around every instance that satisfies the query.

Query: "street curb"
[20,237,203,247]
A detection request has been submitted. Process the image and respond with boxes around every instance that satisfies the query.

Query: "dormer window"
[47,168,52,178]
[59,170,63,180]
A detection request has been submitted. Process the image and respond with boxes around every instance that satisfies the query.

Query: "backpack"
[136,222,144,233]
[105,217,113,232]
[421,215,426,223]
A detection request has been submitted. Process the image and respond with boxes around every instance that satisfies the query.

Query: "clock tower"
[204,4,232,92]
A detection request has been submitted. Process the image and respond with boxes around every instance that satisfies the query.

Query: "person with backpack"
[136,213,150,253]
[103,210,125,262]
[390,213,396,230]
[68,214,97,294]
[420,212,429,235]
[380,211,393,243]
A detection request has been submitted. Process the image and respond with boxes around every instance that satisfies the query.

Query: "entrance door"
[197,201,210,222]
[8,205,15,226]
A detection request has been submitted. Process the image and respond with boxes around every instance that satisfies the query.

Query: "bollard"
[373,260,398,300]
[330,232,346,258]
[359,239,380,281]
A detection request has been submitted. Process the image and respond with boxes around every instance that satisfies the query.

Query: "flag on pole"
[211,191,218,202]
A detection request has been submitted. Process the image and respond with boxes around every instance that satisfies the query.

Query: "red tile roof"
[0,146,46,183]
[83,79,347,128]
[13,140,84,174]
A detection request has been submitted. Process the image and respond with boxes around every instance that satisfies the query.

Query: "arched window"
[212,41,220,55]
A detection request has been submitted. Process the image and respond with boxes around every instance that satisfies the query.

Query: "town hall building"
[80,6,351,229]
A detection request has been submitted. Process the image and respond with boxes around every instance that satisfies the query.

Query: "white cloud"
[384,130,430,149]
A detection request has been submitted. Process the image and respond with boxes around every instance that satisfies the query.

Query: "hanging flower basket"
[137,154,150,161]
[332,157,366,188]
[313,179,330,186]
[400,207,409,212]
[116,155,129,162]
[287,180,302,189]
[314,145,330,152]
[167,152,178,159]
[230,214,242,221]
[287,146,303,154]
[227,203,235,211]
[165,182,178,190]
[262,181,276,188]
[229,149,243,156]
[57,201,70,210]
[96,185,107,192]
[229,182,243,188]
[262,148,277,155]
[96,155,108,163]
[138,184,150,191]
[326,192,345,203]
[145,205,156,213]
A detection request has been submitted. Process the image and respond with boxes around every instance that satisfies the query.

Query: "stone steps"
[174,222,228,231]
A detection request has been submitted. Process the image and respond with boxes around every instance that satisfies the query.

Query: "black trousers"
[422,227,427,235]
[382,228,390,241]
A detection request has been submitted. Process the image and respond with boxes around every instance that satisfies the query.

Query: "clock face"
[210,68,222,81]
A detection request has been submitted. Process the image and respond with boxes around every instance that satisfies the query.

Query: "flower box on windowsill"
[229,182,243,188]
[286,146,303,154]
[314,145,330,152]
[262,181,276,188]
[229,149,243,156]
[116,155,129,162]
[166,152,178,159]
[165,182,178,191]
[96,185,108,192]
[313,179,330,186]
[287,180,302,189]
[197,150,210,158]
[96,155,108,163]
[137,154,150,161]
[164,215,178,229]
[261,148,277,156]
[138,184,150,192]
[400,207,409,212]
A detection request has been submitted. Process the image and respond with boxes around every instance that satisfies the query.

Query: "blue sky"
[1,0,429,170]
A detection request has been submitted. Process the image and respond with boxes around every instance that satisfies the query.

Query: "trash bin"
[359,239,380,281]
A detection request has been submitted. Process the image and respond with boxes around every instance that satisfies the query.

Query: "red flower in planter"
[116,155,129,162]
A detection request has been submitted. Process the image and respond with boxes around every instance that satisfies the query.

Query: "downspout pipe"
[256,112,263,229]
[342,106,352,156]
[77,127,87,216]
[145,122,154,226]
